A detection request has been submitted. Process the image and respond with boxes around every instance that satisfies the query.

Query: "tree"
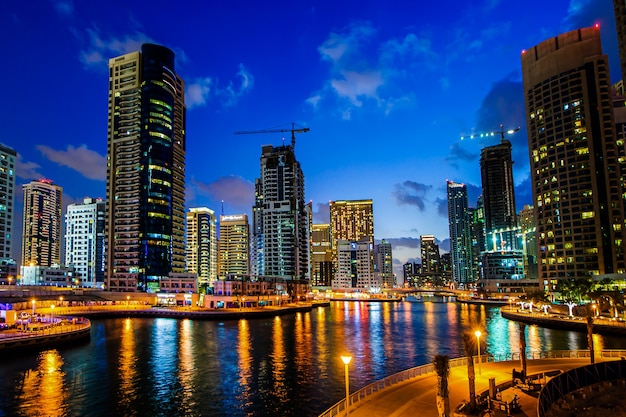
[433,354,451,417]
[462,332,477,410]
[518,322,527,380]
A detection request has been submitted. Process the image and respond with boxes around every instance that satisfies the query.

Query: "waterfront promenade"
[323,354,626,417]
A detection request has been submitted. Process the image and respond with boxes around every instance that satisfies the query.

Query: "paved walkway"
[346,358,598,417]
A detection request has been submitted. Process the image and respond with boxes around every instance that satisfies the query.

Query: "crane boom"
[234,122,310,148]
[460,124,520,142]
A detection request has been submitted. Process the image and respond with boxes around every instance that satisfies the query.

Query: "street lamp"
[31,299,36,316]
[341,355,352,416]
[474,330,482,375]
[51,304,55,326]
[127,295,130,307]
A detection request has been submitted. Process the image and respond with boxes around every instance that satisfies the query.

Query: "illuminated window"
[582,212,595,219]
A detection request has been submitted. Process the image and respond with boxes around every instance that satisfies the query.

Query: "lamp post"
[474,330,482,375]
[127,295,130,307]
[31,299,36,316]
[341,355,352,416]
[51,304,55,327]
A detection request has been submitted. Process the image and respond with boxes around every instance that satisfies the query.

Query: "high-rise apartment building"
[251,144,309,280]
[374,239,393,288]
[65,197,106,287]
[420,235,440,275]
[333,238,377,289]
[218,214,249,278]
[22,179,62,267]
[310,223,332,286]
[519,204,538,281]
[480,140,519,251]
[186,208,217,288]
[329,199,374,281]
[447,181,472,285]
[522,26,626,281]
[105,44,186,292]
[0,145,16,260]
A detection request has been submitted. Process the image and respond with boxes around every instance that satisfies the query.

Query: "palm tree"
[462,332,477,410]
[518,322,527,380]
[433,354,450,417]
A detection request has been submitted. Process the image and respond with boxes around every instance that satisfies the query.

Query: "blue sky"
[1,0,620,279]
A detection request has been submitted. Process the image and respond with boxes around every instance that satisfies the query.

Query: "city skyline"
[0,0,620,278]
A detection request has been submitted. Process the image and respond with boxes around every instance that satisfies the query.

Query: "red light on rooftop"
[521,49,526,55]
[595,23,600,29]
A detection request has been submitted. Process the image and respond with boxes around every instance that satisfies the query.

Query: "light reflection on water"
[2,301,626,417]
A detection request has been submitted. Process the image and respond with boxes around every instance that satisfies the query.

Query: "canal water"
[1,300,625,417]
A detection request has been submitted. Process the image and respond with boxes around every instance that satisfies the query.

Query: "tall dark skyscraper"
[522,27,626,282]
[251,144,309,280]
[447,181,472,285]
[105,44,186,292]
[480,139,518,251]
[614,0,626,83]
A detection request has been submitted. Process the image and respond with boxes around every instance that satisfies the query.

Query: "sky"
[0,0,621,280]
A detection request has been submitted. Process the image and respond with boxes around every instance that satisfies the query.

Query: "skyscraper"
[480,140,518,251]
[0,145,16,260]
[105,44,186,292]
[447,181,472,285]
[251,144,309,280]
[420,235,440,275]
[334,238,376,289]
[186,207,217,288]
[22,179,62,267]
[218,214,249,278]
[65,197,106,287]
[374,239,393,288]
[310,223,332,286]
[522,26,626,281]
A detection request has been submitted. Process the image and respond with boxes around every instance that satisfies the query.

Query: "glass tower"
[105,44,186,292]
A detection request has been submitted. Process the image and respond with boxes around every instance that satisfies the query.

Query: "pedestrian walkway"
[343,358,597,417]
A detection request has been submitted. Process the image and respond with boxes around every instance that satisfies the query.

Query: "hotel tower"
[105,44,186,292]
[522,26,626,282]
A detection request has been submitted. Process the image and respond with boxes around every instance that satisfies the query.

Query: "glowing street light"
[31,299,36,316]
[341,355,352,416]
[127,295,130,307]
[51,304,55,325]
[474,330,482,375]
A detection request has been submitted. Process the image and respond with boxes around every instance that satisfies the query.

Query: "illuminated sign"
[221,215,244,221]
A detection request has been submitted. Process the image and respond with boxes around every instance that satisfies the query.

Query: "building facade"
[0,145,16,260]
[374,239,393,288]
[105,43,186,292]
[218,214,249,279]
[310,223,332,287]
[22,179,62,268]
[522,26,626,282]
[186,207,218,288]
[333,238,378,289]
[65,197,106,288]
[447,181,472,285]
[251,144,309,280]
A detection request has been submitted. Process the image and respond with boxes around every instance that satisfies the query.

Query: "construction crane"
[234,122,310,148]
[460,124,520,142]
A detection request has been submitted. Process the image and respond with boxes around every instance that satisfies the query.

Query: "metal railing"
[318,350,626,417]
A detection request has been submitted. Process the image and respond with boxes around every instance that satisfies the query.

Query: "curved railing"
[318,349,626,417]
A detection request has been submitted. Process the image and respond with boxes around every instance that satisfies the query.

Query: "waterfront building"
[251,144,309,280]
[447,181,472,285]
[22,179,62,268]
[519,205,539,282]
[64,197,106,288]
[333,238,378,290]
[403,262,420,287]
[329,199,374,283]
[20,265,75,286]
[105,43,186,292]
[480,140,520,252]
[470,197,486,282]
[0,145,16,260]
[186,207,218,289]
[218,214,250,279]
[418,235,442,286]
[374,239,393,288]
[522,26,626,282]
[310,223,332,287]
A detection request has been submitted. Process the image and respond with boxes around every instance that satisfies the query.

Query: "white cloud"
[79,29,155,67]
[310,21,425,117]
[186,64,254,109]
[16,155,44,181]
[36,144,106,181]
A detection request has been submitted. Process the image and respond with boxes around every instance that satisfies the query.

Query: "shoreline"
[500,308,626,336]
